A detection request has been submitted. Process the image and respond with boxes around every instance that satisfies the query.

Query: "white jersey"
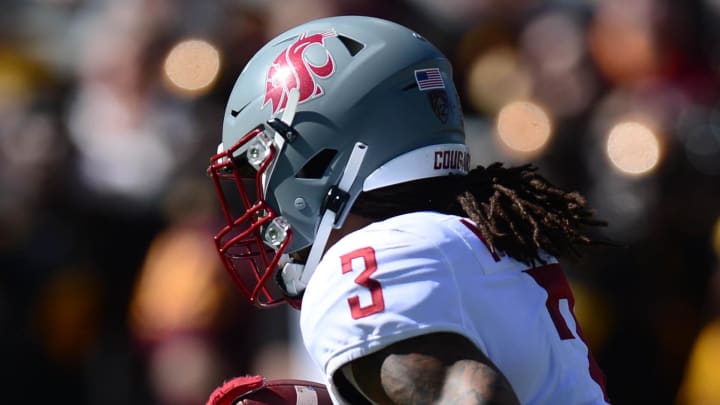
[300,211,609,404]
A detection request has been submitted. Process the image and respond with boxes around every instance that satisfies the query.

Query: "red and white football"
[207,375,333,405]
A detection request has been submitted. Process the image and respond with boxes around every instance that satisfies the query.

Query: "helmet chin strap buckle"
[266,118,297,142]
[322,186,350,220]
[277,261,307,297]
[278,142,368,299]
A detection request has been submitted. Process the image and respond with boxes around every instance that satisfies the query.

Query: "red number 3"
[524,264,577,340]
[525,263,609,400]
[340,247,385,319]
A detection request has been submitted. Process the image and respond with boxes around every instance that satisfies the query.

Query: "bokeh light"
[606,121,661,175]
[163,39,221,97]
[496,100,552,155]
[588,0,659,85]
[466,47,532,114]
[518,11,594,118]
[32,270,102,361]
[129,226,224,342]
[520,11,583,74]
[149,336,221,405]
[678,107,720,176]
[533,67,595,119]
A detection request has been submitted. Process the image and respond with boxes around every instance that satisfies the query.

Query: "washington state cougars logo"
[263,30,337,114]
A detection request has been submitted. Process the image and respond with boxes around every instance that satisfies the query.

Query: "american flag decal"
[414,68,445,91]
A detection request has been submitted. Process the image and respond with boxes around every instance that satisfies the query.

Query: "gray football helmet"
[208,15,468,307]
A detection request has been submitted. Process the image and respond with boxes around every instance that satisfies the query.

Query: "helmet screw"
[294,197,306,210]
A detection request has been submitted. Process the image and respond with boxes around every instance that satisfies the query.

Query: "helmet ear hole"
[296,149,338,179]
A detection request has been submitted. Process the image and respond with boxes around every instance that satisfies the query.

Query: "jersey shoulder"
[334,211,463,251]
[321,212,461,271]
[331,211,558,274]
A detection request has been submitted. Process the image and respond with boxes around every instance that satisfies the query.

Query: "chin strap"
[280,142,368,297]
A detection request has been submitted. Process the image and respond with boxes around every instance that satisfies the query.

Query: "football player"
[208,15,611,404]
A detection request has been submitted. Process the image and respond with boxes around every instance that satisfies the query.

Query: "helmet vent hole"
[296,149,338,179]
[338,35,365,56]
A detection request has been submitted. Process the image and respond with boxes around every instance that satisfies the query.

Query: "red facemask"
[208,125,293,307]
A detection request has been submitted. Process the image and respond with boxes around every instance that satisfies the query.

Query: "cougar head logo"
[263,30,338,114]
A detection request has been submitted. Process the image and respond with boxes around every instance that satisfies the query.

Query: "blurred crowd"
[1,0,720,404]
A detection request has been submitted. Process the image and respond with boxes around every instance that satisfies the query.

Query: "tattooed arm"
[342,332,520,405]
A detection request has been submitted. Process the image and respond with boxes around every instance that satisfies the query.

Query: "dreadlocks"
[351,162,608,266]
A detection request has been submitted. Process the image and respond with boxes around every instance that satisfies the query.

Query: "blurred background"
[2,0,720,404]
